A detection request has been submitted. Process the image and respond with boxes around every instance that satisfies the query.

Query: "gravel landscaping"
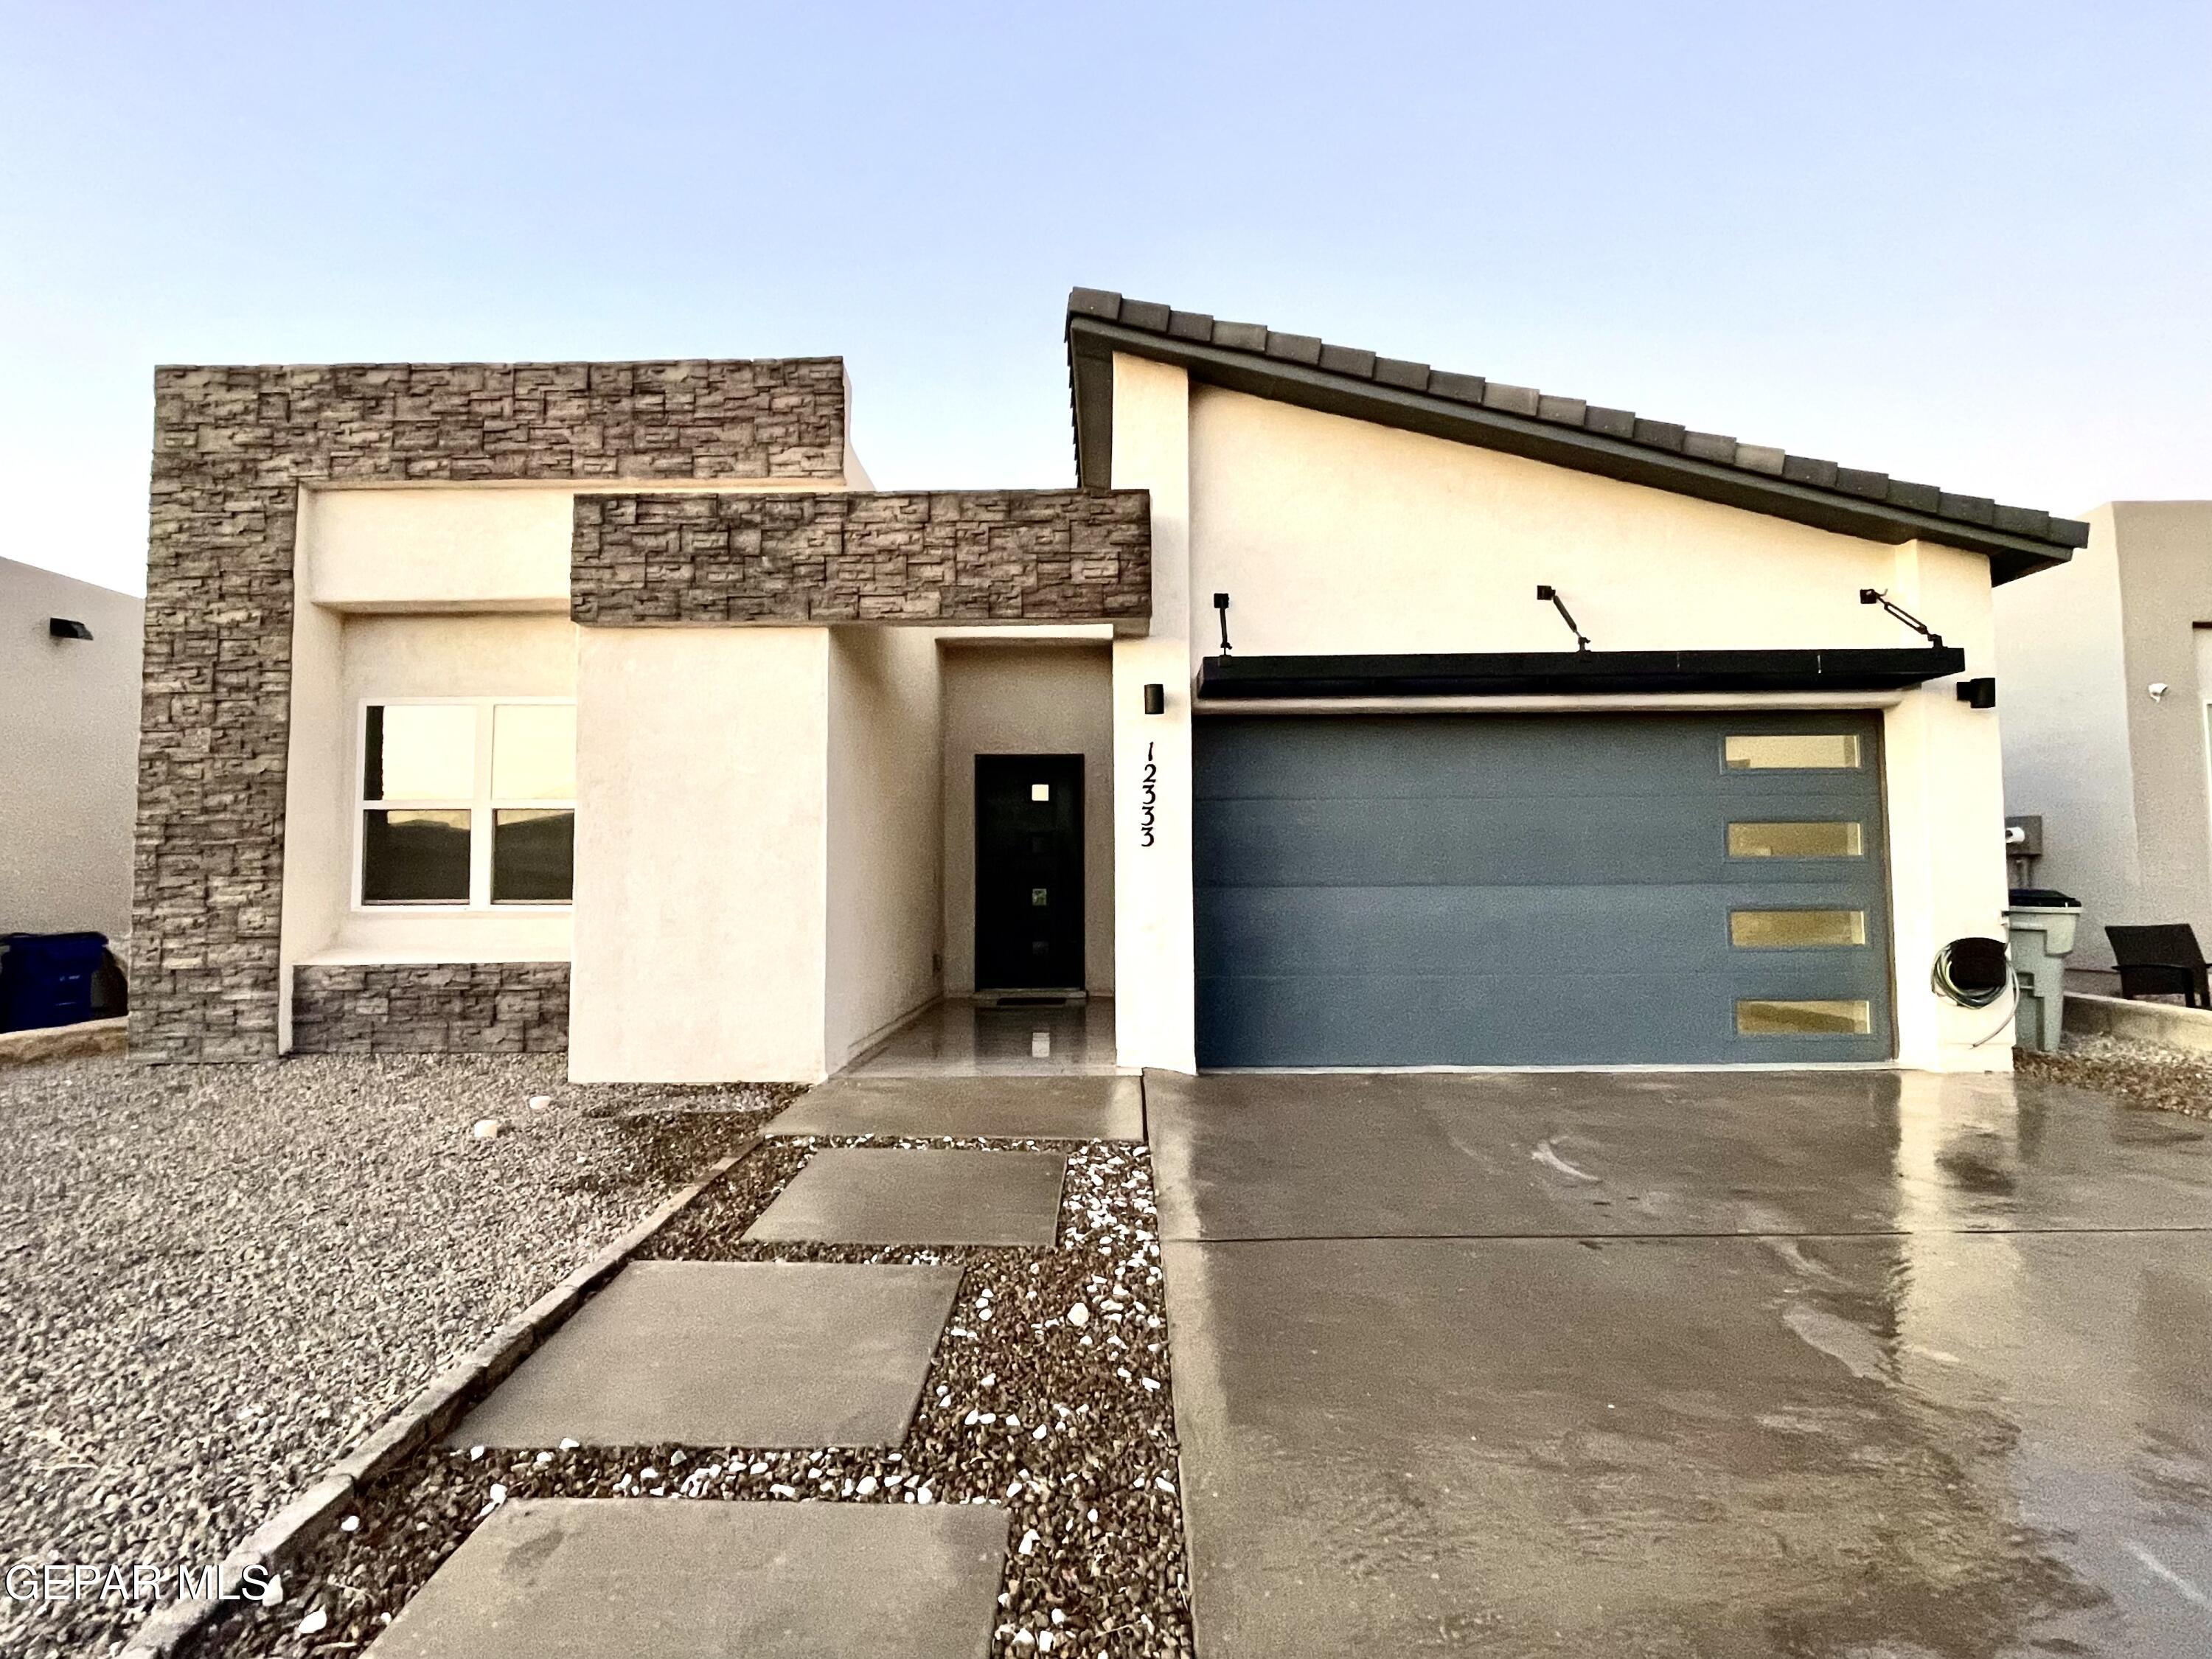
[0,1053,787,1659]
[2017,1033,2212,1119]
[195,1135,1194,1659]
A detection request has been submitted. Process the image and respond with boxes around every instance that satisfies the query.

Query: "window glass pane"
[1736,998,1873,1036]
[361,809,471,903]
[364,704,476,800]
[1728,821,1865,858]
[1722,734,1862,771]
[493,809,574,903]
[493,704,576,799]
[1731,910,1868,948]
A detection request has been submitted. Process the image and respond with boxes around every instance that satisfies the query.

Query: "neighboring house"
[133,290,2084,1078]
[1996,501,2212,991]
[1,556,143,945]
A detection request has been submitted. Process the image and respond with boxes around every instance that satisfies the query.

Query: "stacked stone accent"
[290,963,571,1055]
[139,359,846,1062]
[570,490,1150,627]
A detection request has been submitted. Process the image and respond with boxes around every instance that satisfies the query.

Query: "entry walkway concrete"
[448,1262,961,1448]
[772,1074,1143,1141]
[1153,1068,2212,1658]
[745,1148,1068,1245]
[371,1499,1006,1659]
[844,996,1124,1078]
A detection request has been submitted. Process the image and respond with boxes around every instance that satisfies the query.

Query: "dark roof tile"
[1211,319,1268,352]
[1538,394,1588,426]
[1167,310,1214,342]
[1584,406,1636,439]
[1427,370,1486,404]
[1994,504,2051,538]
[1372,357,1430,390]
[1782,455,1840,488]
[1938,492,1996,525]
[1735,443,1787,476]
[1119,299,1173,333]
[1318,344,1377,378]
[1835,467,1891,499]
[1265,331,1324,366]
[1683,431,1736,463]
[1886,479,1942,514]
[1634,419,1687,451]
[1068,288,1121,321]
[1484,382,1540,417]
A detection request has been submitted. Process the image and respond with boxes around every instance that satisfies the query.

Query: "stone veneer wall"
[139,358,847,1062]
[290,963,570,1056]
[570,490,1150,626]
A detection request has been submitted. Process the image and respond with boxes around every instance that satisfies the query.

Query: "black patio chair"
[2106,923,2212,1008]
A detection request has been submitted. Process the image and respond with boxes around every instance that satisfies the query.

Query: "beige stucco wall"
[1109,365,2018,1072]
[1994,507,2141,979]
[278,608,579,1042]
[0,557,142,942]
[568,627,830,1082]
[939,642,1116,995]
[1110,356,1199,1072]
[826,627,944,1071]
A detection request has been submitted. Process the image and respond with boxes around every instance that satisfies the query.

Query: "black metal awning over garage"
[1195,646,1964,702]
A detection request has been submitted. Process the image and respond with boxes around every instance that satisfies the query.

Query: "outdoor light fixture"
[1956,677,1997,709]
[1534,585,1590,652]
[1212,592,1232,654]
[49,617,92,640]
[1143,684,1165,715]
[1858,588,1944,648]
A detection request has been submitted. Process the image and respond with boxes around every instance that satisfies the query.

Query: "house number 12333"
[1140,742,1158,847]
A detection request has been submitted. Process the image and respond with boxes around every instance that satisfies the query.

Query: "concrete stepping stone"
[446,1262,960,1449]
[365,1498,1008,1659]
[745,1147,1068,1246]
[771,1074,1144,1141]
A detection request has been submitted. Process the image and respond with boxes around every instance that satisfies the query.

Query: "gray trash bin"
[2005,889,2081,1052]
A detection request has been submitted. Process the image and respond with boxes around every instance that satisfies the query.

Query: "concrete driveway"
[1150,1069,2212,1657]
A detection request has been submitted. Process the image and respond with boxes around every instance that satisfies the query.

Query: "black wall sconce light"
[1859,588,1944,647]
[49,618,92,640]
[1143,684,1166,715]
[1212,592,1232,655]
[1956,677,1997,709]
[1534,585,1591,652]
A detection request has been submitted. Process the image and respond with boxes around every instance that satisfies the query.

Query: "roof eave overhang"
[1195,647,1969,701]
[1069,317,2070,585]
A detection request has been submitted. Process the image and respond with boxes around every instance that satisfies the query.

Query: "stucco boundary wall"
[2065,992,2212,1054]
[137,358,849,1064]
[569,489,1151,627]
[118,1137,762,1658]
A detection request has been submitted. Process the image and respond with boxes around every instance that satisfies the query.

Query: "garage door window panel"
[1736,998,1875,1037]
[1729,909,1869,948]
[1728,821,1866,859]
[1722,734,1863,771]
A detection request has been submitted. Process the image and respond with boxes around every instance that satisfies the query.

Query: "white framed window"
[355,698,575,909]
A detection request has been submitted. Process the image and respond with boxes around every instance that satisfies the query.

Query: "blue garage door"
[1194,712,1893,1067]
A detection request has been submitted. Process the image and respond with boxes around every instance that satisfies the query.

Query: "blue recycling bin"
[0,932,110,1032]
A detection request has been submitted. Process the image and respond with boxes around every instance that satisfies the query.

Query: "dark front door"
[975,754,1085,991]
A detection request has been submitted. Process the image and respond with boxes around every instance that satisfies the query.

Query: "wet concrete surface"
[1156,1069,2212,1656]
[1148,1068,2212,1240]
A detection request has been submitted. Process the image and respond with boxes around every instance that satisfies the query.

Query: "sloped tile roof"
[1065,288,2082,580]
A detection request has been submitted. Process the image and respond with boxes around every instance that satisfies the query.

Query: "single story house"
[1997,501,2212,990]
[133,289,2084,1078]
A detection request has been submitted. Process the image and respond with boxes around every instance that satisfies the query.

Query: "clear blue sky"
[3,1,2205,595]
